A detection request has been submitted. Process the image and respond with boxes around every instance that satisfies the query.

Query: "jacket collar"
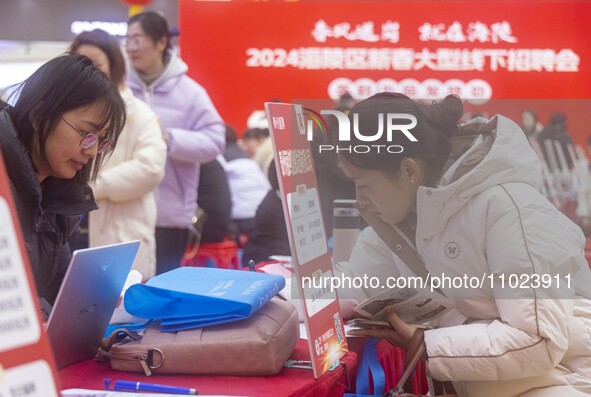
[41,174,97,216]
[127,49,188,93]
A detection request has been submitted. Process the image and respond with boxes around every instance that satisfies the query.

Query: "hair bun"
[423,94,463,138]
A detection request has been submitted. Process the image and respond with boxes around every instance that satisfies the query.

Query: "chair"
[183,239,240,269]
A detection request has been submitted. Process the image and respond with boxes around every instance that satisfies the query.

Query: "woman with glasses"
[0,54,126,310]
[69,29,166,280]
[124,11,225,275]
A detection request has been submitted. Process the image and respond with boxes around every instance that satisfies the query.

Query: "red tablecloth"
[59,338,429,396]
[59,339,357,397]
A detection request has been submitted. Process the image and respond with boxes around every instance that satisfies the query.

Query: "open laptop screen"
[45,240,139,369]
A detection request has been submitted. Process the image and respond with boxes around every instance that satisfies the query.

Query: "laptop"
[46,240,140,369]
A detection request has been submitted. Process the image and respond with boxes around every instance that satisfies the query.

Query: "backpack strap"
[355,203,429,282]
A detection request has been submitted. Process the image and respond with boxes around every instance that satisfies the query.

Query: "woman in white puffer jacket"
[70,30,166,279]
[343,93,591,397]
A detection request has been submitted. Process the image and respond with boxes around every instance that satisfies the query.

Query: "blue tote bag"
[124,267,285,330]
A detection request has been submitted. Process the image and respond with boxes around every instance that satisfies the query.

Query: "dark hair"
[339,93,463,185]
[5,54,126,182]
[338,92,356,110]
[242,128,270,141]
[267,159,279,191]
[550,112,566,129]
[69,29,126,87]
[128,11,172,62]
[225,124,238,144]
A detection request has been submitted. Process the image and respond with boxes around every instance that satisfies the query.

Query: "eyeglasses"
[124,35,147,50]
[62,117,112,154]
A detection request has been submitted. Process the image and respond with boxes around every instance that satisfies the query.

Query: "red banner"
[180,1,591,142]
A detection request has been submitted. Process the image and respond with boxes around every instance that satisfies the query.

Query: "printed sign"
[266,102,348,378]
[0,198,42,352]
[180,1,591,143]
[286,186,328,265]
[0,360,58,397]
[0,152,60,395]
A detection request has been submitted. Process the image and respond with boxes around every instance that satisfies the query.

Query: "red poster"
[180,1,591,143]
[265,102,348,378]
[0,152,60,395]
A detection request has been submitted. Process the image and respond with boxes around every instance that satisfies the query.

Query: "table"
[59,337,430,397]
[59,340,358,397]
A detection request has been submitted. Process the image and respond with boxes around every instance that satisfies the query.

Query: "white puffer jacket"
[418,116,591,396]
[336,115,591,396]
[88,87,166,278]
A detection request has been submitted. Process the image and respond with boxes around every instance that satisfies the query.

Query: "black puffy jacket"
[0,109,97,305]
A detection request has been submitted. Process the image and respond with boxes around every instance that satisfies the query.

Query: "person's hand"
[348,310,418,350]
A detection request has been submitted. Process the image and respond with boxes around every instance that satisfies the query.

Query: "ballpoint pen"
[105,379,198,395]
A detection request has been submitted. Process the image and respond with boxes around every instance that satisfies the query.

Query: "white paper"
[110,270,144,324]
[299,322,308,340]
[1,360,58,397]
[259,263,292,280]
[268,255,292,266]
[344,323,366,338]
[353,286,450,324]
[286,186,327,266]
[0,197,41,352]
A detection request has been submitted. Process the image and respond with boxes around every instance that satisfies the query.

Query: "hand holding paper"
[348,310,418,350]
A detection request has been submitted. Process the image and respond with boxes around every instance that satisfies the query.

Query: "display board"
[180,1,591,142]
[265,102,348,378]
[0,151,60,395]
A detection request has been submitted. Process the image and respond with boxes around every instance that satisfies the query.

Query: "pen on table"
[248,259,255,272]
[112,379,198,395]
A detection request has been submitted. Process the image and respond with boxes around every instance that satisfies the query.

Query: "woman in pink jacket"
[344,93,591,396]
